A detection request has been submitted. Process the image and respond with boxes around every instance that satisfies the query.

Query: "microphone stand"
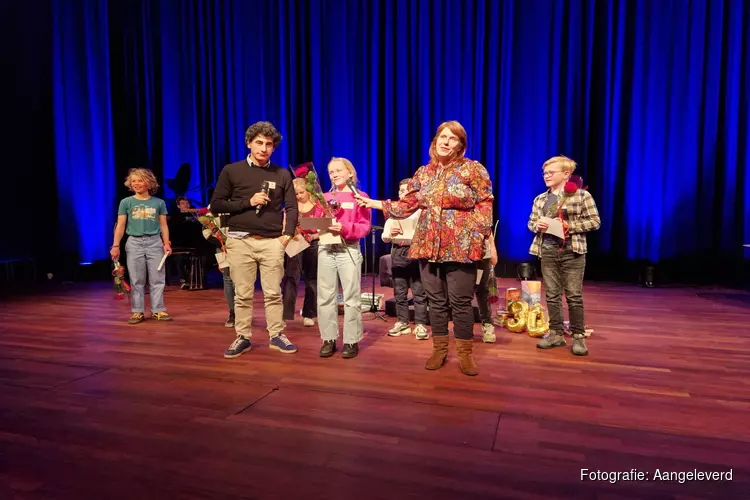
[346,181,386,320]
[366,225,387,321]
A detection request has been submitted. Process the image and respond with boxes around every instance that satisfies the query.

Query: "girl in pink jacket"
[317,157,372,359]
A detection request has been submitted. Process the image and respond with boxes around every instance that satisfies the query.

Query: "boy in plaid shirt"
[527,156,600,356]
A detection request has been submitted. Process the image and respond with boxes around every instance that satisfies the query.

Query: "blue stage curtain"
[52,0,749,278]
[52,0,116,262]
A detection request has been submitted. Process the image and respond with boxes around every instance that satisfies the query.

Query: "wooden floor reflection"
[0,278,748,499]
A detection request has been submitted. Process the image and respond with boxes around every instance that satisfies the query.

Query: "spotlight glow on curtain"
[54,0,749,269]
[52,0,115,262]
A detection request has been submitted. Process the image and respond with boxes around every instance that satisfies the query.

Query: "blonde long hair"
[328,157,359,187]
[292,177,312,203]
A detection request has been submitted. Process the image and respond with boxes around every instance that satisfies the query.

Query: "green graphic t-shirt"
[118,196,167,236]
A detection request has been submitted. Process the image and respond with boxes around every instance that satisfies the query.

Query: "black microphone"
[256,180,270,214]
[346,179,361,197]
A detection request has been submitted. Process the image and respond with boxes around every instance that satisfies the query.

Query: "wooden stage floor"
[0,277,748,499]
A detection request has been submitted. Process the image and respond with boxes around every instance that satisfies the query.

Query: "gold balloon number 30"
[505,300,549,337]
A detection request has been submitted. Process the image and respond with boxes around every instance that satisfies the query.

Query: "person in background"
[281,177,322,327]
[475,234,499,343]
[110,168,173,324]
[176,196,192,213]
[200,206,235,328]
[382,178,429,340]
[172,196,193,288]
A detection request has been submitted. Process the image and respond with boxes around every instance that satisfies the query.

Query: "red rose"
[564,181,578,195]
[295,162,312,178]
[196,208,209,216]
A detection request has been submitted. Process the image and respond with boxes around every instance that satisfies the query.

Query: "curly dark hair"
[245,121,283,147]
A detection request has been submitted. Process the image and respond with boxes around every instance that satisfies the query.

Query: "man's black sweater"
[210,158,298,238]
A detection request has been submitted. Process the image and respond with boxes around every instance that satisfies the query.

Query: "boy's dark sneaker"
[269,334,297,354]
[225,336,251,359]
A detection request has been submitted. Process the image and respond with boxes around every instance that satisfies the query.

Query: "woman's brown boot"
[425,335,449,370]
[455,339,479,376]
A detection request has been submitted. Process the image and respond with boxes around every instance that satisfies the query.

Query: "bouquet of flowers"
[487,266,499,304]
[293,162,338,218]
[292,161,356,263]
[546,177,583,250]
[547,180,579,218]
[193,207,226,251]
[112,260,131,300]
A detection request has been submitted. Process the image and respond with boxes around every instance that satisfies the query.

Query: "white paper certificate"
[539,217,565,239]
[285,235,311,258]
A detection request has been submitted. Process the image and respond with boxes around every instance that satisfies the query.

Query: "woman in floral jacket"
[356,121,493,375]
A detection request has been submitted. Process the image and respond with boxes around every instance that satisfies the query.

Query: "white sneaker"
[414,324,429,340]
[388,321,411,336]
[481,323,496,343]
[303,317,315,327]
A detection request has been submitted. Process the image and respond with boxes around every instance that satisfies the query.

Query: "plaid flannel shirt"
[527,189,601,257]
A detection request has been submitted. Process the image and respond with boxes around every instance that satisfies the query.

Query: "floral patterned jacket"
[383,158,493,263]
